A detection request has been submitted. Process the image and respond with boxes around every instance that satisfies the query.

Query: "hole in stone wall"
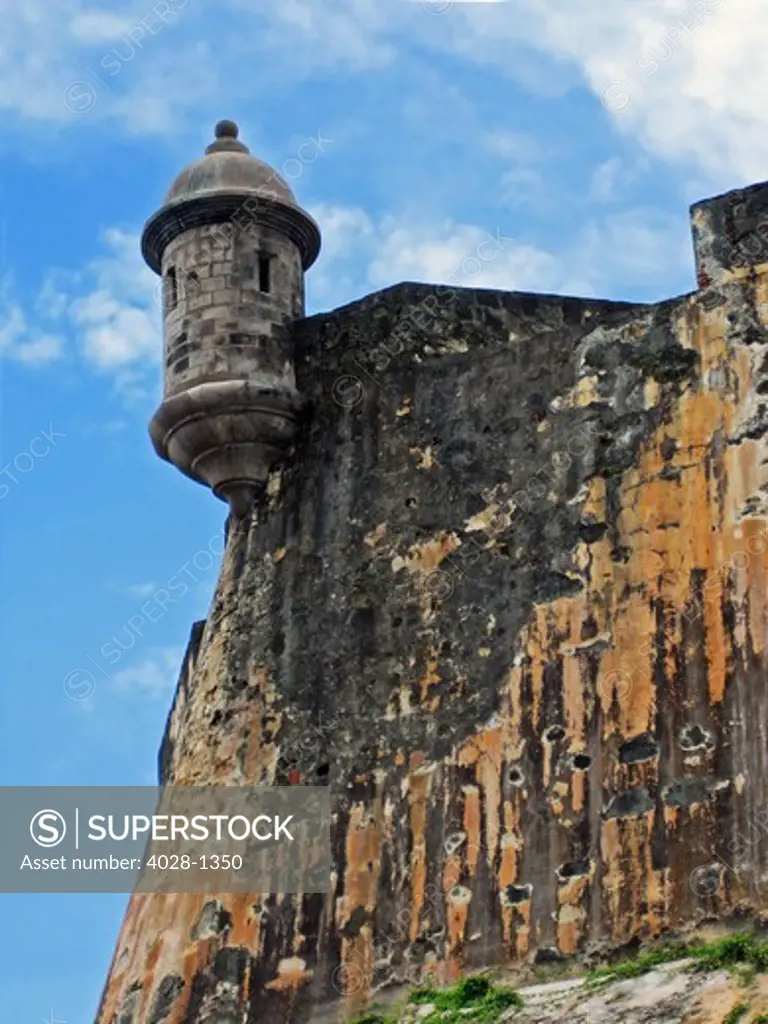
[618,732,659,764]
[444,831,466,855]
[316,764,330,778]
[680,724,712,750]
[544,725,565,743]
[501,883,532,906]
[557,859,591,880]
[507,766,525,786]
[258,254,271,293]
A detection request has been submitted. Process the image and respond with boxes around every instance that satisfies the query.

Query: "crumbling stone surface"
[500,962,768,1023]
[98,184,768,1022]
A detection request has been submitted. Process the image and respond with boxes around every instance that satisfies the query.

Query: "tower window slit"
[165,266,178,312]
[258,254,271,294]
[183,269,199,300]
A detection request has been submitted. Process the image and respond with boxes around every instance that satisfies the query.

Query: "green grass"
[586,944,687,986]
[356,933,768,1022]
[586,932,768,990]
[722,1004,748,1024]
[406,976,523,1022]
[688,933,768,974]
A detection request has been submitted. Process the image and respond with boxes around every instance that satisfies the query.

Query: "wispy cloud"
[589,155,651,203]
[112,646,184,699]
[0,0,760,186]
[124,582,157,600]
[307,202,692,310]
[21,227,161,399]
[0,277,64,365]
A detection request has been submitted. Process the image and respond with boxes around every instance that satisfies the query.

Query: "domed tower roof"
[141,120,321,273]
[163,120,297,206]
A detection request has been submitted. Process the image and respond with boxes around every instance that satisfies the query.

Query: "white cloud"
[54,227,160,396]
[112,646,184,699]
[73,296,158,371]
[482,130,548,209]
[484,130,542,163]
[307,204,581,306]
[576,207,691,288]
[589,156,646,202]
[0,0,760,186]
[0,279,64,365]
[69,11,134,44]
[13,334,64,365]
[1,228,160,396]
[230,0,396,74]
[369,221,572,291]
[432,0,768,183]
[307,202,691,310]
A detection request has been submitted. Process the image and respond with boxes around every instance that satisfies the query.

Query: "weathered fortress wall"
[99,182,768,1022]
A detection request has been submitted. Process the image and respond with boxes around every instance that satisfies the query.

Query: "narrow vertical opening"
[258,254,271,294]
[184,269,199,299]
[165,266,178,313]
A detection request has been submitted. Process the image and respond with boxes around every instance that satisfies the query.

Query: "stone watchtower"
[141,119,321,516]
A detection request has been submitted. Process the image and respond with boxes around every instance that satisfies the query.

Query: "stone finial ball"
[214,119,239,139]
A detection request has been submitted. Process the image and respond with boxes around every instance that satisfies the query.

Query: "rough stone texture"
[98,181,768,1022]
[363,957,768,1023]
[492,961,768,1023]
[161,222,303,396]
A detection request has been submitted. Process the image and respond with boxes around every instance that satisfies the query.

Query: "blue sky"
[0,0,759,1020]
